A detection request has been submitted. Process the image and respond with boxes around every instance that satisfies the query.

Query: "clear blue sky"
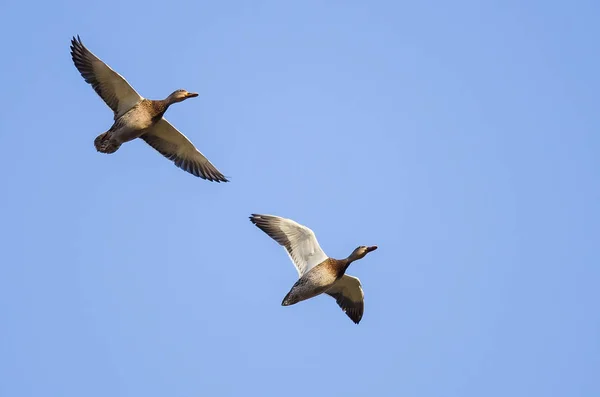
[0,1,598,396]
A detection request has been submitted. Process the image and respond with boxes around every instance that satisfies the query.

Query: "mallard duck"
[70,36,228,182]
[249,214,377,324]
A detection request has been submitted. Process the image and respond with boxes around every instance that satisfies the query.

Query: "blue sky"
[1,0,598,396]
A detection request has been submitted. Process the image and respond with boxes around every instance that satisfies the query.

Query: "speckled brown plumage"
[320,257,350,278]
[249,214,377,324]
[70,35,229,182]
[281,258,341,306]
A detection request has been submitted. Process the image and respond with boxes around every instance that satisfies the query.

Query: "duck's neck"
[349,251,363,262]
[160,95,179,108]
[150,99,172,120]
[340,256,355,271]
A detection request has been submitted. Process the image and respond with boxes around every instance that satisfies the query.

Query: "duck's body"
[250,214,377,324]
[112,100,165,138]
[282,257,347,306]
[70,36,228,182]
[95,98,172,153]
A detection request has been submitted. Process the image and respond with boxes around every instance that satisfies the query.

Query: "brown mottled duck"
[250,214,378,324]
[70,36,228,182]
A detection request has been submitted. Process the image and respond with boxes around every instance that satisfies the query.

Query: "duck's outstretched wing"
[70,35,142,119]
[249,214,328,276]
[141,119,229,182]
[326,275,364,324]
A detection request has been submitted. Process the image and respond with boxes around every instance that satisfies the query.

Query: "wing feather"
[326,275,364,324]
[249,214,328,276]
[70,35,142,119]
[141,119,228,182]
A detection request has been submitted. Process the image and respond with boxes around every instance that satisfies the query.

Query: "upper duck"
[70,36,228,182]
[250,214,377,324]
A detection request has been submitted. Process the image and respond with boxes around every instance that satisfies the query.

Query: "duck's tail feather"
[94,132,120,154]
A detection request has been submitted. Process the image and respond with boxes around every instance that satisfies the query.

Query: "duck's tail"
[282,293,297,306]
[94,132,121,154]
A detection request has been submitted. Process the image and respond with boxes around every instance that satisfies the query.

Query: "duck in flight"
[250,214,377,324]
[70,36,228,182]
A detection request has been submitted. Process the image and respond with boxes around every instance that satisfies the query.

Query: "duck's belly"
[112,107,155,143]
[289,282,331,303]
[285,267,338,304]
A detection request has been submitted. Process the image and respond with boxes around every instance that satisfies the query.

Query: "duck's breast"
[111,104,155,142]
[120,104,155,129]
[304,261,339,287]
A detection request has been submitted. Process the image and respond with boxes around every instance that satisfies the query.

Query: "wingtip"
[249,214,260,224]
[179,164,229,182]
[249,214,270,224]
[192,168,229,183]
[69,35,84,56]
[206,175,229,183]
[348,313,362,324]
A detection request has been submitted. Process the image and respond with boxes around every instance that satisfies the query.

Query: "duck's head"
[348,245,378,262]
[167,89,199,103]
